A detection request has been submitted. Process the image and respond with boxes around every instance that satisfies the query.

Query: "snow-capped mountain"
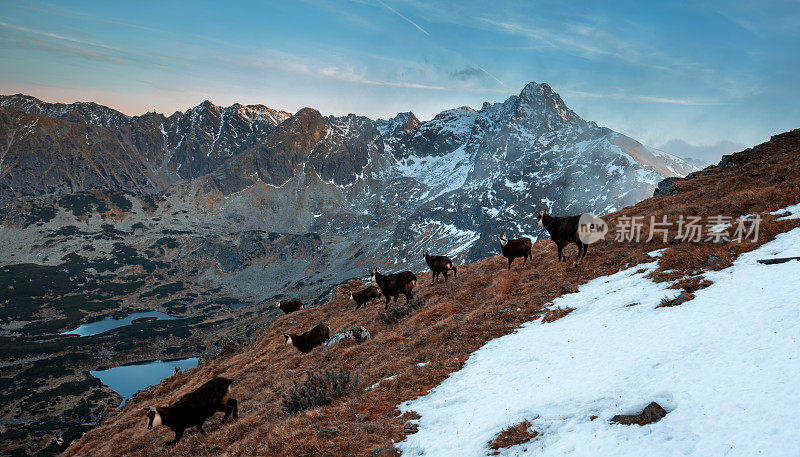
[0,82,697,289]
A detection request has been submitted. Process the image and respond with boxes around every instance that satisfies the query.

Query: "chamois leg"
[221,398,238,422]
[507,258,513,270]
[452,266,457,278]
[442,270,448,282]
[581,243,589,263]
[167,428,185,446]
[430,272,437,285]
[557,245,564,262]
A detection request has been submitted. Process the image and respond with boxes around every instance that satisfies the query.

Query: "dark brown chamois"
[283,322,330,353]
[143,377,238,446]
[276,300,303,314]
[349,285,381,310]
[369,268,416,309]
[537,210,586,266]
[498,231,533,270]
[424,251,458,284]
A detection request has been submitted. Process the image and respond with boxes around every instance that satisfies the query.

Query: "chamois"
[424,251,458,284]
[276,300,303,314]
[284,322,330,353]
[56,432,82,453]
[143,377,238,446]
[537,210,586,266]
[498,231,533,269]
[349,285,381,310]
[369,268,416,309]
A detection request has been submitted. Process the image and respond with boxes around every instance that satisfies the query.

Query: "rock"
[371,446,398,456]
[356,413,368,421]
[653,177,679,196]
[561,282,576,293]
[611,401,668,426]
[658,291,693,308]
[317,427,337,438]
[323,326,371,349]
[707,255,721,267]
[718,154,736,168]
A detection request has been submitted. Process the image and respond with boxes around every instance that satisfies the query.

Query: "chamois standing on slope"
[424,251,458,284]
[284,322,330,353]
[370,268,416,309]
[537,210,587,266]
[143,377,238,446]
[276,300,303,314]
[498,231,533,270]
[349,285,381,310]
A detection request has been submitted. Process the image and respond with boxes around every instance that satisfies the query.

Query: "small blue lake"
[90,357,199,402]
[61,311,179,337]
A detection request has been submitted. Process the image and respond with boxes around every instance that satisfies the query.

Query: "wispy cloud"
[561,89,725,106]
[319,65,447,90]
[0,20,122,52]
[376,0,430,35]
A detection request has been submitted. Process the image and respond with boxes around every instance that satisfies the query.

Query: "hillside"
[63,129,800,456]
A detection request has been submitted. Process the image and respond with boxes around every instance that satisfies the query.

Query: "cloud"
[376,0,430,36]
[450,65,484,81]
[561,89,724,106]
[0,20,122,51]
[319,65,448,90]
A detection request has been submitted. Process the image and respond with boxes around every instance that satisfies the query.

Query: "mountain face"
[1,82,697,265]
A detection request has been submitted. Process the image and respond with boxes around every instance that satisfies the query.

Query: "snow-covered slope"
[399,223,800,456]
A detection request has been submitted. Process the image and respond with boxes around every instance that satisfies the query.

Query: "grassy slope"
[66,129,800,456]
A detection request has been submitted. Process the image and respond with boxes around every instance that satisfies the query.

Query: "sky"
[0,0,798,159]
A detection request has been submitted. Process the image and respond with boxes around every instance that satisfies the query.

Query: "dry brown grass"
[67,129,800,456]
[488,419,540,452]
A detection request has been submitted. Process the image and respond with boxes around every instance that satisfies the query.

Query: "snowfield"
[398,228,800,456]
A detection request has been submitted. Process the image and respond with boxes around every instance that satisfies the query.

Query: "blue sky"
[0,0,798,155]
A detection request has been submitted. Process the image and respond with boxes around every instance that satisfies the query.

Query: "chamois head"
[537,209,547,227]
[348,291,353,300]
[283,333,293,346]
[369,268,378,283]
[498,231,508,246]
[423,250,429,259]
[55,435,64,446]
[142,406,161,429]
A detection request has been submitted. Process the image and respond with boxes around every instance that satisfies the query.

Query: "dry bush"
[488,420,540,451]
[542,307,576,323]
[281,368,360,414]
[377,297,427,325]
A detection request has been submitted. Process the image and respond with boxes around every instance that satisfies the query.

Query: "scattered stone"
[356,413,368,421]
[657,291,693,308]
[498,307,511,313]
[707,255,721,267]
[589,415,598,421]
[611,402,668,426]
[403,422,419,433]
[317,427,337,438]
[371,446,398,456]
[323,326,371,349]
[560,282,576,293]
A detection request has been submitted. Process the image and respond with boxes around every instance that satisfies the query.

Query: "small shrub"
[281,369,360,414]
[378,297,427,325]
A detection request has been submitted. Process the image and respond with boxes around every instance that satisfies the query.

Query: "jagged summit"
[375,111,420,136]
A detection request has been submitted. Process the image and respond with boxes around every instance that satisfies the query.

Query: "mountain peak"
[515,81,584,125]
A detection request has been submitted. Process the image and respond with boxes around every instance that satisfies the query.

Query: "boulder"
[718,154,736,168]
[611,401,668,426]
[323,326,371,349]
[653,177,679,196]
